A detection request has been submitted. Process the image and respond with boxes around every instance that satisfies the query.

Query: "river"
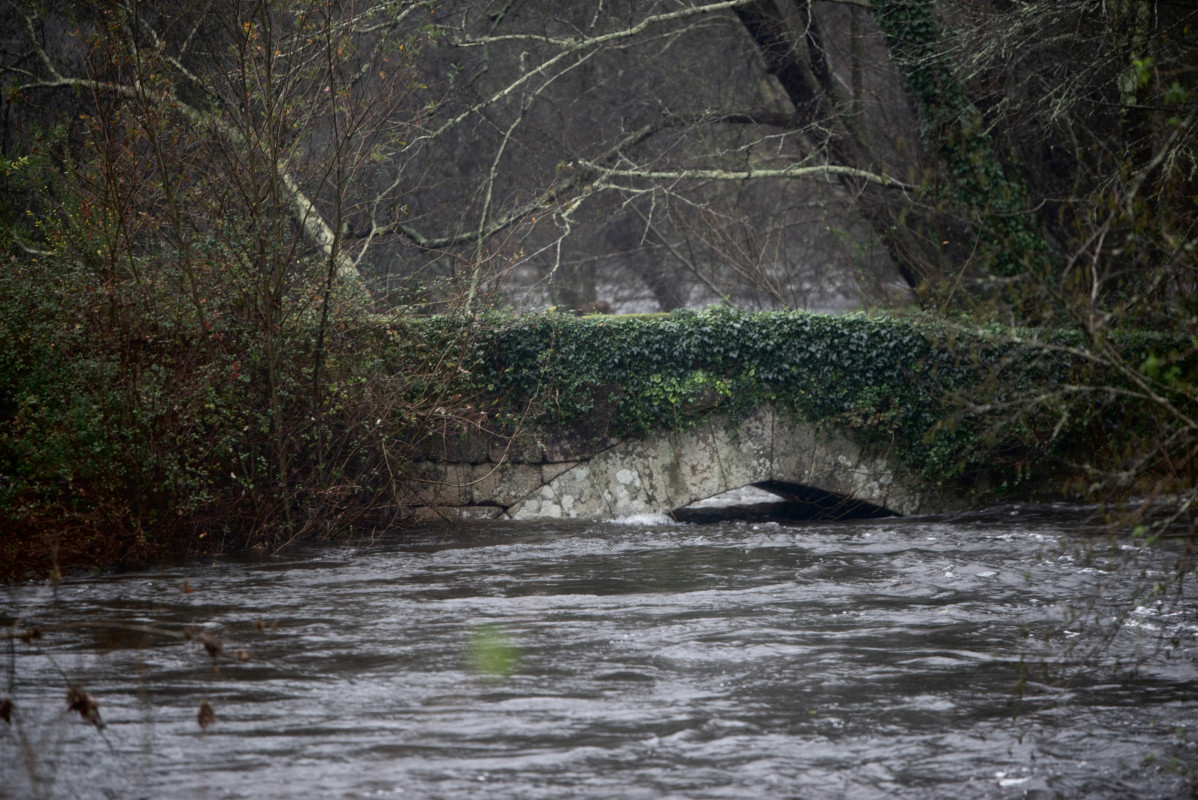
[4,505,1197,799]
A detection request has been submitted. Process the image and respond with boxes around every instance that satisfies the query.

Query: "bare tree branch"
[579,161,912,189]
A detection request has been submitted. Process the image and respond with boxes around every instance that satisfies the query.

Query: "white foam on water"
[609,512,675,526]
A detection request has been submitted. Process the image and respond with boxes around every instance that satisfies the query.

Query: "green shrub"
[396,306,1173,491]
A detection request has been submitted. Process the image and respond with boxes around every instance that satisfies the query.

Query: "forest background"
[0,0,1195,579]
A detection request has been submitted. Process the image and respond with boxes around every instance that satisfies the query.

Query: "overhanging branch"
[579,162,912,190]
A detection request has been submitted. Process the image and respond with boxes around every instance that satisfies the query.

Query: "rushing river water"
[4,505,1197,799]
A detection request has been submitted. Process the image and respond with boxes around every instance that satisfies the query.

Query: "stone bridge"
[406,405,964,522]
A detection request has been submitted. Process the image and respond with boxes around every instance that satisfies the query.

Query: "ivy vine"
[870,0,1051,278]
[390,307,1176,493]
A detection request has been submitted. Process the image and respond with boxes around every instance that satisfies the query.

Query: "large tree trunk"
[732,0,945,296]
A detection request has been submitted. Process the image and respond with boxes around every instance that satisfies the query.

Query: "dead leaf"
[67,686,104,730]
[197,698,215,732]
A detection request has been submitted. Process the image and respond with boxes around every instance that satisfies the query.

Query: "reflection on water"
[3,506,1197,799]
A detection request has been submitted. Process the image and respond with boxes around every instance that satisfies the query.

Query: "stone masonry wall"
[403,405,963,521]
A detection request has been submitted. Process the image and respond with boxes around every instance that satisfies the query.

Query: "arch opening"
[672,481,897,524]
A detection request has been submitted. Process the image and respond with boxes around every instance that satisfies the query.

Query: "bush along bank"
[0,254,486,580]
[4,300,1190,579]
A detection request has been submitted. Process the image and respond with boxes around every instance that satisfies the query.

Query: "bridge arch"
[503,406,947,520]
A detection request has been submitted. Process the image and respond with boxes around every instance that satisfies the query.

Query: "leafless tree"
[0,0,507,551]
[333,0,931,313]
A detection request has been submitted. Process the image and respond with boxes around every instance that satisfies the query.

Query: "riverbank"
[3,307,1189,580]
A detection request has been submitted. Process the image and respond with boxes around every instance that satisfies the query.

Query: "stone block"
[413,429,493,463]
[402,462,472,506]
[771,412,820,486]
[541,461,578,484]
[539,428,604,464]
[586,444,662,517]
[507,474,572,519]
[639,433,692,509]
[488,429,544,464]
[545,462,607,517]
[467,462,545,507]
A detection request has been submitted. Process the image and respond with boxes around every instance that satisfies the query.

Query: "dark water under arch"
[674,481,897,523]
